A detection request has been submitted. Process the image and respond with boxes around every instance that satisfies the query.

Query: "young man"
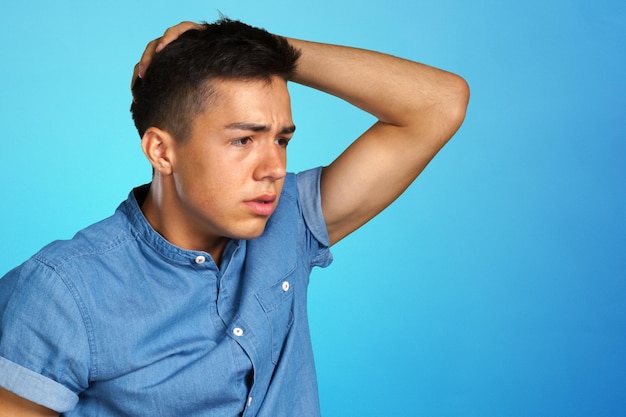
[0,18,468,416]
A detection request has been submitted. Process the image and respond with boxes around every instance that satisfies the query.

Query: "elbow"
[386,72,470,150]
[445,74,470,133]
[431,74,469,147]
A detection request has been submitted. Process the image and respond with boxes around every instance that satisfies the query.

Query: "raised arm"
[133,23,469,246]
[286,38,469,245]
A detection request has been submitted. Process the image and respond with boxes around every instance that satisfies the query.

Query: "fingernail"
[138,64,145,78]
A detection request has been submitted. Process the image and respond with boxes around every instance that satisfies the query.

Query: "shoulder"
[0,205,136,312]
[32,206,135,271]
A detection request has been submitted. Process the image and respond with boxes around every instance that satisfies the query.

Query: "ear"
[141,127,176,175]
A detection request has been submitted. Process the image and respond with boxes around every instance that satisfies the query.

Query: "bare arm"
[133,23,469,245]
[287,38,469,245]
[0,387,58,417]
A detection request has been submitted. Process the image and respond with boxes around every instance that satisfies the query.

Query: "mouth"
[244,194,277,216]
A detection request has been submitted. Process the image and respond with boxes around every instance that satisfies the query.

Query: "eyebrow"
[225,122,296,135]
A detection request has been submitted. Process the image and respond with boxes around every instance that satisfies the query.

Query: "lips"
[244,194,277,216]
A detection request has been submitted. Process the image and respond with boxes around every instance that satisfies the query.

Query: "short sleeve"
[296,167,333,268]
[0,257,91,413]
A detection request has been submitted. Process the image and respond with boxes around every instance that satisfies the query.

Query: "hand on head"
[131,21,203,88]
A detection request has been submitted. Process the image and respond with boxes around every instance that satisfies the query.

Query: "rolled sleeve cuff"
[0,356,78,413]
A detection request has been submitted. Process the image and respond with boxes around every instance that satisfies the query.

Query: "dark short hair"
[131,18,301,141]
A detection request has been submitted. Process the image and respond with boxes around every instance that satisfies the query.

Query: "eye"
[275,137,291,148]
[231,137,252,147]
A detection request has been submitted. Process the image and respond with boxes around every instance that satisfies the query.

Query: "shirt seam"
[29,235,140,382]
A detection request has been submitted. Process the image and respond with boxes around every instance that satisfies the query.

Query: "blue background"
[1,1,624,416]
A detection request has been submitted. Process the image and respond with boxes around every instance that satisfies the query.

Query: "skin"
[287,37,469,245]
[3,22,469,416]
[0,388,57,417]
[141,76,294,263]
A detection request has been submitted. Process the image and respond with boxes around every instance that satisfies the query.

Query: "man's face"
[168,76,294,245]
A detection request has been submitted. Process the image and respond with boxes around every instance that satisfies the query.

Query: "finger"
[132,21,203,89]
[131,62,143,90]
[131,39,159,90]
[137,38,160,76]
[156,21,203,52]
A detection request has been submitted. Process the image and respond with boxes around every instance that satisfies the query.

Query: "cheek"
[187,163,245,205]
[175,145,255,203]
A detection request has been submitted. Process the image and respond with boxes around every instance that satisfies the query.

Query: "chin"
[229,220,270,241]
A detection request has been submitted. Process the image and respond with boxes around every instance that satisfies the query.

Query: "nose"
[253,143,286,182]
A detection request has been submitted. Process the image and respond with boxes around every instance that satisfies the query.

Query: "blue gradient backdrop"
[1,1,624,416]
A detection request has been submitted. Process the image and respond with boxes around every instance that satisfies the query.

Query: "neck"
[141,176,228,265]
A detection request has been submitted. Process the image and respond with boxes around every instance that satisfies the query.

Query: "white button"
[233,327,244,337]
[282,281,290,292]
[195,256,206,264]
[247,396,253,407]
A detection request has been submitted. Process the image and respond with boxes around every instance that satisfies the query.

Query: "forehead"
[187,76,294,141]
[208,76,291,116]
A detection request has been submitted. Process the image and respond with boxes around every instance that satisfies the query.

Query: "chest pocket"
[255,276,295,364]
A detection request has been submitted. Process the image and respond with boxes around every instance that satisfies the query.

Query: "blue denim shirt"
[0,168,332,416]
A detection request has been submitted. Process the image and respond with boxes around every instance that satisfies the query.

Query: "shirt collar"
[117,184,241,270]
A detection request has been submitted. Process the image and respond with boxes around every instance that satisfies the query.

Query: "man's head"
[130,18,301,142]
[134,19,302,255]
